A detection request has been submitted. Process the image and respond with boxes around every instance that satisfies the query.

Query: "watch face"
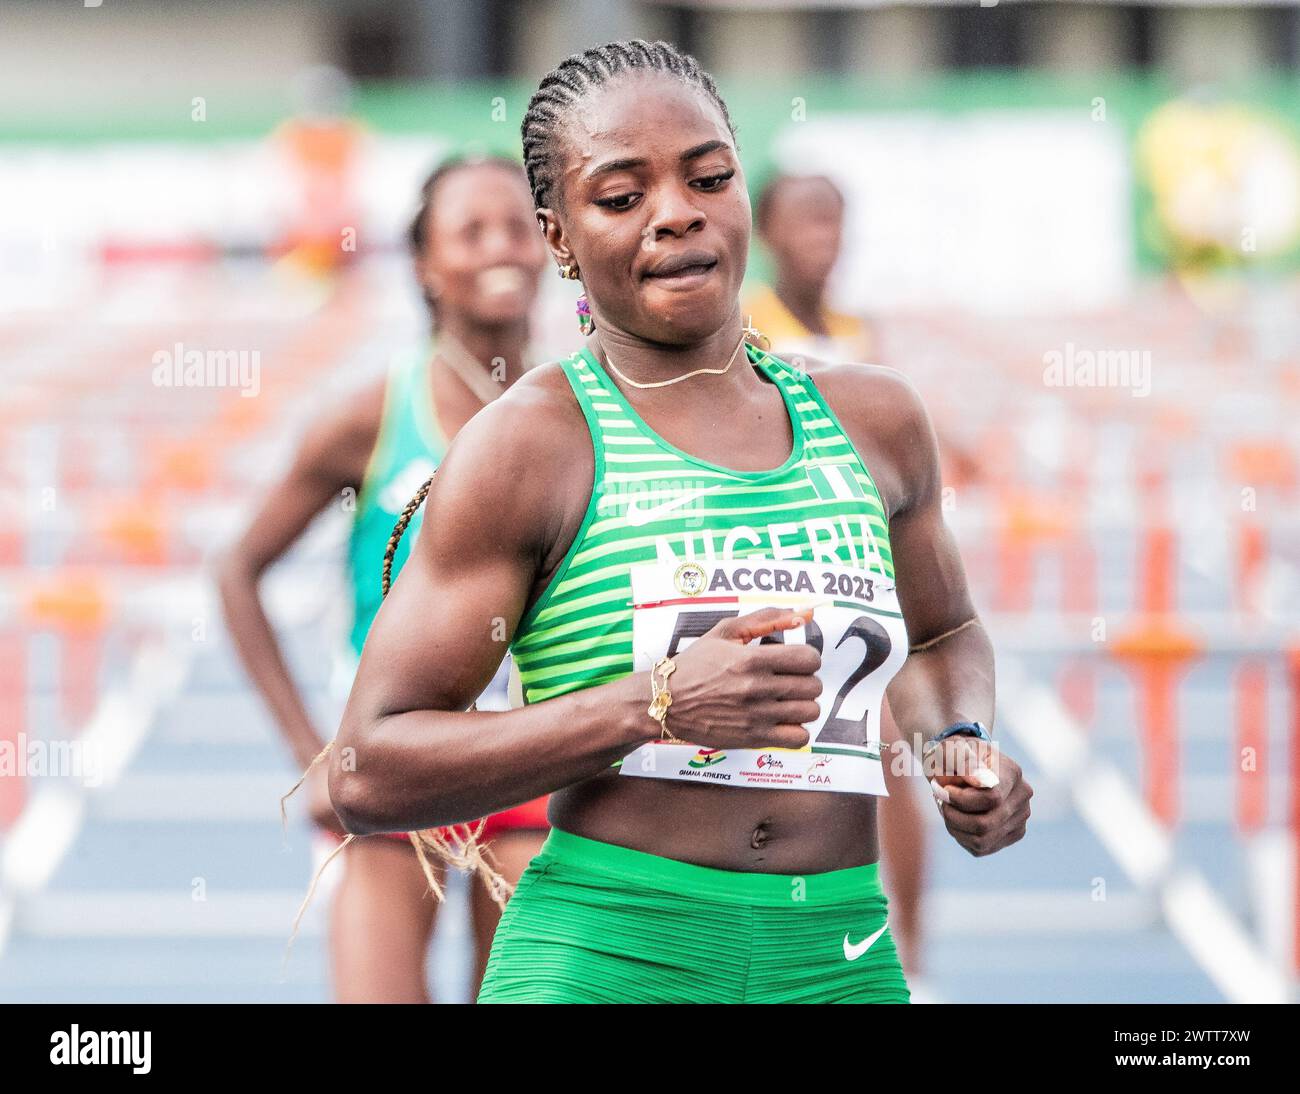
[926,722,988,750]
[939,723,987,742]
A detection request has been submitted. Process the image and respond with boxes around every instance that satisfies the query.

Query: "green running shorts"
[477,826,910,1004]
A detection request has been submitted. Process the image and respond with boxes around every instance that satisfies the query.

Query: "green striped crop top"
[509,342,897,706]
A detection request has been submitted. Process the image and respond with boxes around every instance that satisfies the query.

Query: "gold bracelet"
[647,656,686,742]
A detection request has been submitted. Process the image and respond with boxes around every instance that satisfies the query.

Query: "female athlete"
[332,41,1032,1004]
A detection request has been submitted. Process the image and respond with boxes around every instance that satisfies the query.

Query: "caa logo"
[755,754,784,770]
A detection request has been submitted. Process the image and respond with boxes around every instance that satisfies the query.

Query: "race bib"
[619,558,908,795]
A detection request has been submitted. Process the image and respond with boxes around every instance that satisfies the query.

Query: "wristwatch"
[923,721,991,759]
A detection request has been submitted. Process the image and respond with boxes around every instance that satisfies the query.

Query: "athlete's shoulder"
[501,352,586,407]
[416,353,592,563]
[294,373,387,487]
[784,353,926,425]
[427,354,589,500]
[468,353,589,447]
[789,355,936,516]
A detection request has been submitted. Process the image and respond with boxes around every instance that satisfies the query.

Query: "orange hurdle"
[94,495,170,567]
[1234,661,1268,834]
[1235,521,1266,618]
[993,487,1076,613]
[23,570,111,737]
[1109,522,1204,827]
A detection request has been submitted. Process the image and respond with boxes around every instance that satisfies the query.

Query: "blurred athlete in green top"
[217,156,549,1002]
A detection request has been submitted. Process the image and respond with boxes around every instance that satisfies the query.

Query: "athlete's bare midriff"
[551,771,881,873]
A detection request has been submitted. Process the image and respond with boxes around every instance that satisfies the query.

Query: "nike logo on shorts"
[843,919,888,961]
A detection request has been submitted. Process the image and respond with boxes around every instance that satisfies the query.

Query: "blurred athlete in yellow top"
[745,173,874,364]
[745,170,927,985]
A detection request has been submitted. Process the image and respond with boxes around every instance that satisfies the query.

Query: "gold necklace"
[601,331,750,390]
[435,330,531,405]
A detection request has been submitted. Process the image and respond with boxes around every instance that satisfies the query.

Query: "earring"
[558,263,580,280]
[576,293,594,336]
[742,313,770,351]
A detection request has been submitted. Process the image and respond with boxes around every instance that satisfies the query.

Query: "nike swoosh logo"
[624,484,726,527]
[843,919,888,961]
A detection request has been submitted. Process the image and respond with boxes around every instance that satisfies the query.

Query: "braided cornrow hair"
[520,39,738,213]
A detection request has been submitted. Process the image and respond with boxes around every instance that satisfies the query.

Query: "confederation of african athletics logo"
[687,748,726,768]
[673,562,707,596]
[755,753,785,770]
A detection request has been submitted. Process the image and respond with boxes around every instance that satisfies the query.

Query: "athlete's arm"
[215,386,382,774]
[864,368,995,747]
[330,370,822,836]
[816,362,1031,856]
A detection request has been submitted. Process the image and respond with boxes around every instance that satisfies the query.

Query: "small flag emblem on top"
[807,462,867,502]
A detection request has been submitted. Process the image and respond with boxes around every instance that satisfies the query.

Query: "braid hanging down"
[381,473,433,597]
